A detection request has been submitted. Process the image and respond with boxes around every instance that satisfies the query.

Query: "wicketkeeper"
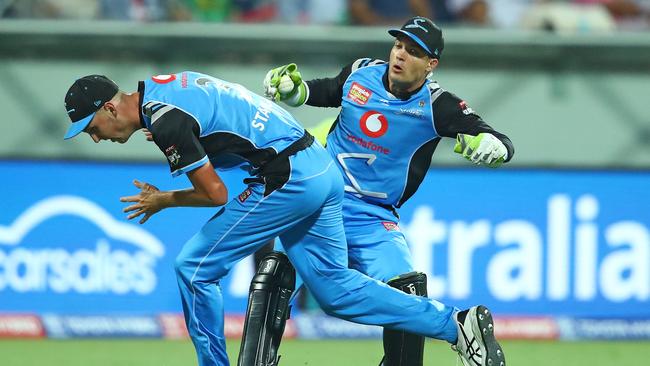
[250,16,513,366]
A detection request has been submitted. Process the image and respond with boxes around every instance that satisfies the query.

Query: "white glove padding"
[263,69,278,101]
[454,133,508,167]
[263,64,303,103]
[263,70,278,101]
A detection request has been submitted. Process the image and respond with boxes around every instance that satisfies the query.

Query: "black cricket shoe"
[452,305,505,366]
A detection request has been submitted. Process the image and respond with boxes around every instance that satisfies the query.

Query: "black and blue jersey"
[137,71,307,194]
[306,58,514,208]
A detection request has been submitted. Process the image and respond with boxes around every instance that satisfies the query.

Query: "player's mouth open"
[392,64,403,73]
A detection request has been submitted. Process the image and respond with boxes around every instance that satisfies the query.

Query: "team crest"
[459,101,475,115]
[165,145,181,166]
[419,100,425,107]
[382,222,399,231]
[238,188,252,203]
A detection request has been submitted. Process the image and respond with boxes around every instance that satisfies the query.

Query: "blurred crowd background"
[1,0,649,31]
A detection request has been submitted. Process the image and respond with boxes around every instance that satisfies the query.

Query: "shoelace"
[457,322,482,365]
[452,333,482,366]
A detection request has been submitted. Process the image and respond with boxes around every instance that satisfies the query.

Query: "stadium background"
[0,1,649,365]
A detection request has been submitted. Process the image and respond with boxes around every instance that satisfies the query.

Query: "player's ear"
[103,102,118,118]
[427,58,439,73]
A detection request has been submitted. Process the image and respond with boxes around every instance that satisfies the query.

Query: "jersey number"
[336,153,388,199]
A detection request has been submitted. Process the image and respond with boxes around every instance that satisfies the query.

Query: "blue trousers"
[343,194,415,282]
[175,143,456,366]
[289,193,458,340]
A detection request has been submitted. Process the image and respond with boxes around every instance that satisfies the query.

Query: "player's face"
[388,36,437,93]
[84,107,133,144]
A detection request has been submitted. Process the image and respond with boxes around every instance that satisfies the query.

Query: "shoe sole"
[473,305,505,366]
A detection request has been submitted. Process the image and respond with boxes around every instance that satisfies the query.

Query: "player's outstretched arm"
[263,63,308,107]
[431,90,514,167]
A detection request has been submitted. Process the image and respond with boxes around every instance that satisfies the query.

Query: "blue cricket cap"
[388,16,444,59]
[63,75,119,139]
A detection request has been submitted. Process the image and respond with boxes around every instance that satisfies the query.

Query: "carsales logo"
[359,110,388,138]
[0,196,164,295]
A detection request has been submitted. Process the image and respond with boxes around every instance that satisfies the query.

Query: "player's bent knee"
[311,269,382,317]
[173,253,192,281]
[315,289,354,316]
[174,248,230,284]
[316,300,341,317]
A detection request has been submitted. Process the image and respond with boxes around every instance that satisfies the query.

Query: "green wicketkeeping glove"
[263,63,307,106]
[454,133,507,168]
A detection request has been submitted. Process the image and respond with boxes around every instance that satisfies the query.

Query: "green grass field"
[0,339,647,366]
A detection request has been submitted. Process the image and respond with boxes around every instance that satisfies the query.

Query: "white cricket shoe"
[452,305,505,366]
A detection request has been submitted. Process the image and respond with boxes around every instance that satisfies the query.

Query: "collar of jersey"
[137,81,147,129]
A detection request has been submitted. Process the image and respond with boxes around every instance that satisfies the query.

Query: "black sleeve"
[305,58,387,108]
[304,62,353,108]
[433,91,515,162]
[149,107,208,175]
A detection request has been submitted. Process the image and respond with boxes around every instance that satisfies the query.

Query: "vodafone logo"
[359,110,388,138]
[151,74,176,84]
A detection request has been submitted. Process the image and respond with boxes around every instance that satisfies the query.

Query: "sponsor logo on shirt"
[459,100,475,115]
[238,188,252,203]
[359,110,388,138]
[382,221,400,231]
[151,74,176,84]
[347,134,390,155]
[397,107,425,118]
[348,82,372,105]
[165,145,181,166]
[181,73,188,88]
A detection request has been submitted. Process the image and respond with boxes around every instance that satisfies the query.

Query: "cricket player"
[262,16,512,366]
[62,71,503,366]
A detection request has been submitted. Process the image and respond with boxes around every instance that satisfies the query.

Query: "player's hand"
[263,63,306,106]
[142,128,153,142]
[120,179,165,224]
[454,133,507,168]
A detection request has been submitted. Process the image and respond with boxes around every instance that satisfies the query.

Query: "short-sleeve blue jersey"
[137,71,305,178]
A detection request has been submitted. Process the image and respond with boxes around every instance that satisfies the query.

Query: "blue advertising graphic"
[0,160,252,314]
[400,169,649,317]
[1,161,648,318]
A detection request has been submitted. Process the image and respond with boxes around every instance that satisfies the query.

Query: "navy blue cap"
[63,75,119,139]
[388,17,444,59]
